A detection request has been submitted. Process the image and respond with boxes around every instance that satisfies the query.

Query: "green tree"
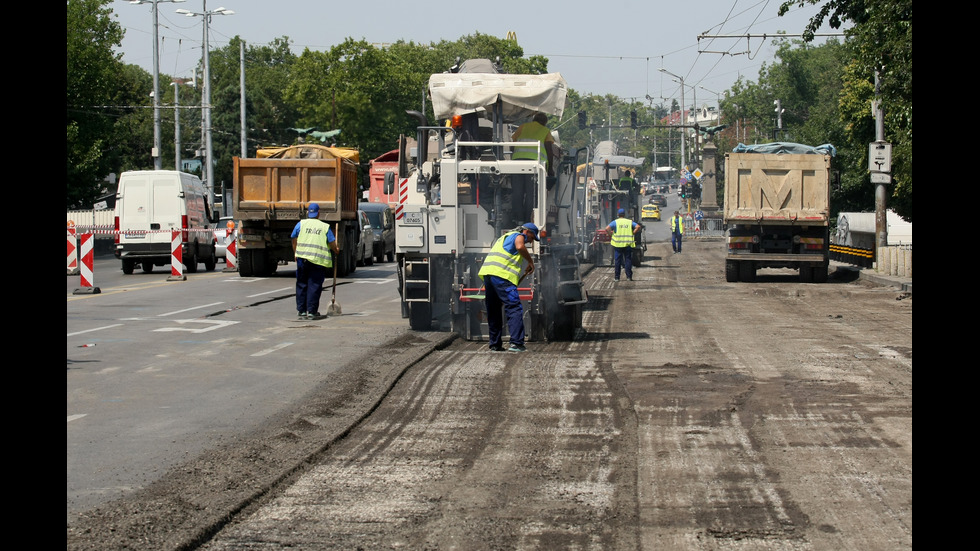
[67,0,124,208]
[780,0,912,220]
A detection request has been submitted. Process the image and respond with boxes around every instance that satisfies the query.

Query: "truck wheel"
[799,265,814,283]
[185,253,198,273]
[238,250,253,277]
[408,302,431,331]
[142,261,154,274]
[813,265,828,283]
[738,261,756,282]
[204,248,217,271]
[375,245,384,264]
[725,260,739,282]
[386,248,394,263]
[122,259,135,275]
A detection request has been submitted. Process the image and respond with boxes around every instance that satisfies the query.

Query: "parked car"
[212,216,237,260]
[650,194,667,207]
[641,204,661,221]
[355,209,375,266]
[358,202,395,263]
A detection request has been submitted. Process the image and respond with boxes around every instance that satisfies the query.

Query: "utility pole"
[872,72,889,249]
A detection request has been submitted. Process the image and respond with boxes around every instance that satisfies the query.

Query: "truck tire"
[813,264,828,283]
[375,245,384,264]
[408,302,431,331]
[386,247,394,263]
[238,250,255,277]
[725,260,739,282]
[799,265,814,283]
[347,241,357,274]
[122,259,135,275]
[738,260,756,282]
[142,261,154,274]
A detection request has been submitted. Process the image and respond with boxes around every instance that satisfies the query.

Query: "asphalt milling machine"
[388,59,588,342]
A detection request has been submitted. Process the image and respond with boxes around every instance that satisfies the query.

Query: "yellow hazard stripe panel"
[830,244,874,259]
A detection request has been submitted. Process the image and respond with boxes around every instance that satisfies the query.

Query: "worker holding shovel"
[291,203,340,320]
[478,223,538,353]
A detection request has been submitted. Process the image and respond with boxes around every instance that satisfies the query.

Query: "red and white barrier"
[167,229,186,281]
[72,233,101,294]
[223,238,238,271]
[67,227,79,275]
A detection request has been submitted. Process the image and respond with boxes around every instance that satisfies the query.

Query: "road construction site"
[67,238,912,551]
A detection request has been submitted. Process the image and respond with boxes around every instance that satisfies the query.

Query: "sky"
[110,0,847,113]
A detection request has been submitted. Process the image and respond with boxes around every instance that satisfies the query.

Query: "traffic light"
[578,111,587,130]
[630,110,638,129]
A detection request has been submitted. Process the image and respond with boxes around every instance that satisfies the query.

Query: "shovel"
[327,262,341,316]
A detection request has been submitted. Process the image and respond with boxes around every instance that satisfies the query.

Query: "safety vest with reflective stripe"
[611,217,635,249]
[512,122,550,162]
[671,216,684,234]
[479,231,524,285]
[295,218,333,268]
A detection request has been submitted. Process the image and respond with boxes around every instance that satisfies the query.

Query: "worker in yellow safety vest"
[291,203,340,320]
[478,223,539,353]
[671,210,684,253]
[606,208,639,281]
[510,113,558,226]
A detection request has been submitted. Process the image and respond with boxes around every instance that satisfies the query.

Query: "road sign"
[869,142,892,173]
[693,169,703,180]
[870,172,891,184]
[694,210,704,220]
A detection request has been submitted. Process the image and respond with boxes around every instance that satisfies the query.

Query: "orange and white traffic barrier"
[167,229,186,281]
[224,238,238,272]
[72,233,101,294]
[67,222,79,275]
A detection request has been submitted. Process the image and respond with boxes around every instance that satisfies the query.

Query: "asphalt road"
[68,239,912,550]
[67,254,410,520]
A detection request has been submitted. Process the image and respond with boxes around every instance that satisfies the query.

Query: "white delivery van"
[114,170,217,274]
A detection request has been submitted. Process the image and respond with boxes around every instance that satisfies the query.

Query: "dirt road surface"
[68,239,912,550]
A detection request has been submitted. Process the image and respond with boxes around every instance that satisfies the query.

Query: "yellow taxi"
[641,204,661,221]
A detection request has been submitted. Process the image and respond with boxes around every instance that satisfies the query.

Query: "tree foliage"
[67,3,910,222]
[67,0,124,208]
[779,0,912,220]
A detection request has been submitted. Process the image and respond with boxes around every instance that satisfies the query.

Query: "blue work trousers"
[672,231,683,253]
[484,274,525,347]
[613,246,633,280]
[296,258,328,314]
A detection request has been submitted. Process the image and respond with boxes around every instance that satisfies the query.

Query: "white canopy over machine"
[428,72,568,123]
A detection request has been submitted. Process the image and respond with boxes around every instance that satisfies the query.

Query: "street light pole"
[172,81,181,171]
[658,68,686,169]
[130,0,185,170]
[176,1,235,208]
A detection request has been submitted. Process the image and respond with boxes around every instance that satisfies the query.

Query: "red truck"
[366,149,399,205]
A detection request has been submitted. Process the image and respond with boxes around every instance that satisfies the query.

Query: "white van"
[114,170,217,274]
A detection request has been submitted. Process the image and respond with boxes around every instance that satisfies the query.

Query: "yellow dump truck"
[232,145,361,277]
[724,143,835,283]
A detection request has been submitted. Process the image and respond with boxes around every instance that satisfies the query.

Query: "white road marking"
[158,302,225,317]
[248,287,293,298]
[251,342,294,357]
[154,319,241,333]
[67,324,122,337]
[67,414,87,423]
